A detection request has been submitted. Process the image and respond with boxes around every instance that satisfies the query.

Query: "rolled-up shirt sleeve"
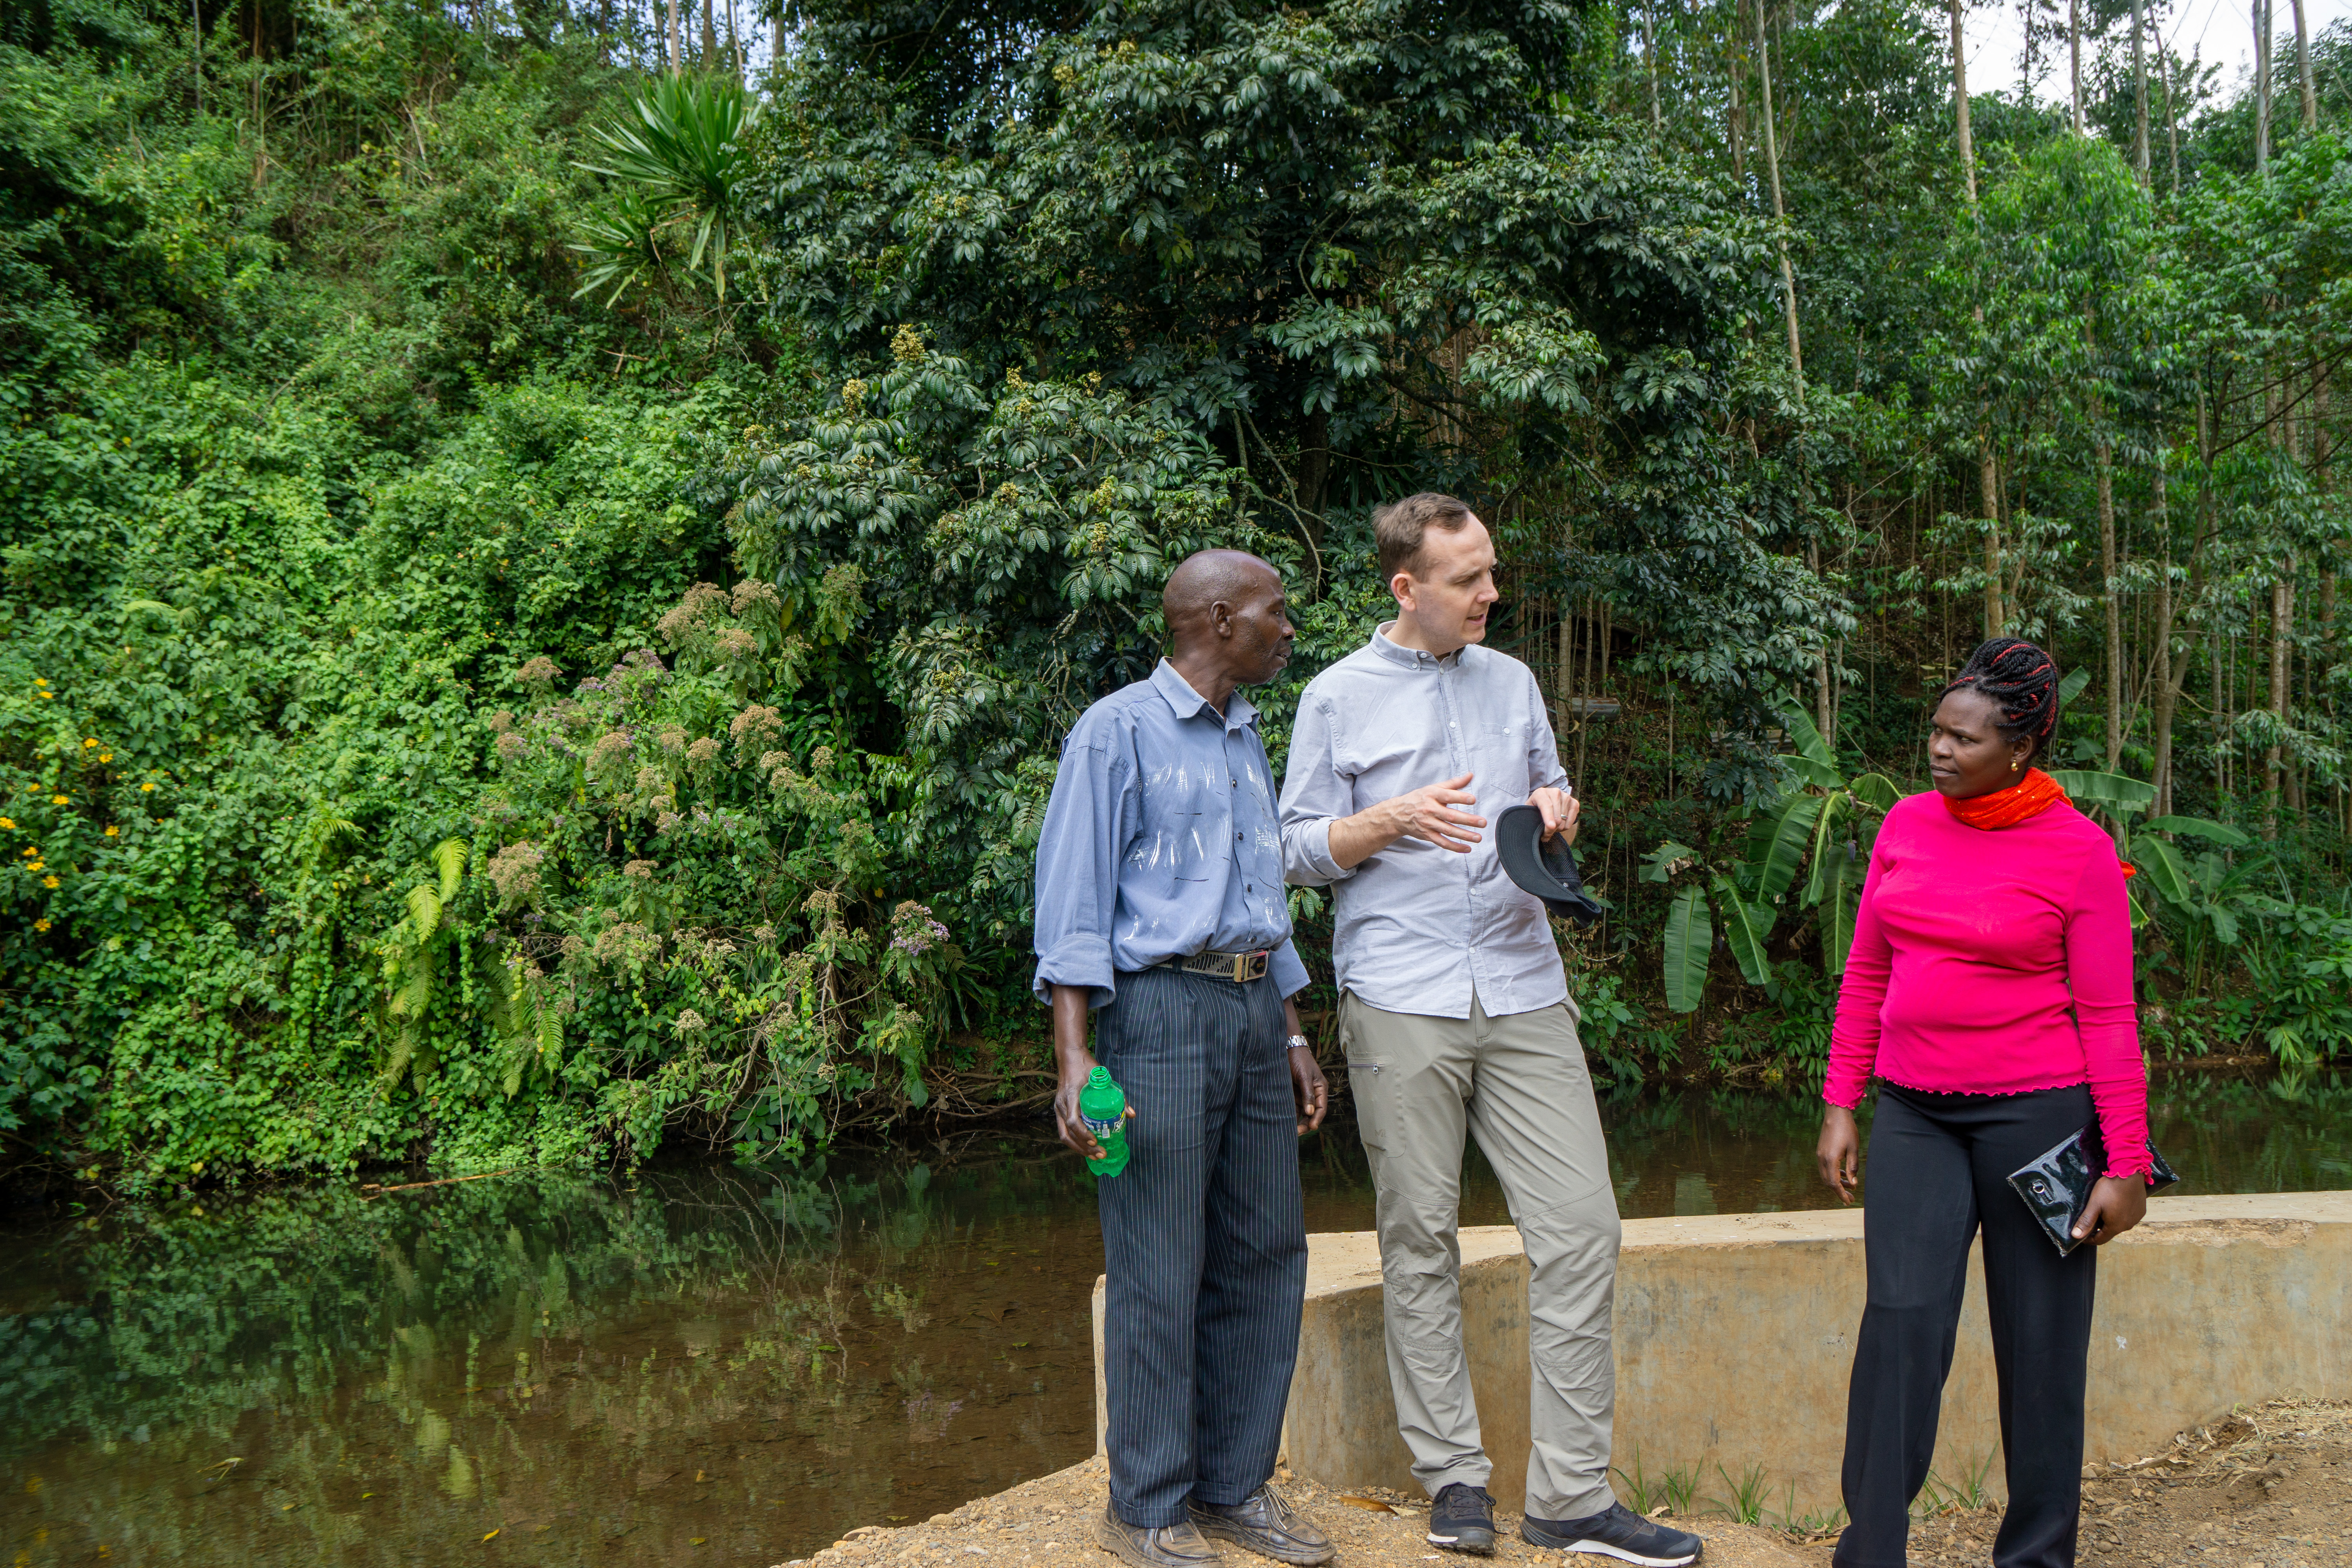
[1031,735,1132,1008]
[1269,937,1310,999]
[1278,693,1356,887]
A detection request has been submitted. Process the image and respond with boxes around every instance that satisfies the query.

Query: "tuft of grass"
[1710,1462,1769,1524]
[1914,1448,1997,1516]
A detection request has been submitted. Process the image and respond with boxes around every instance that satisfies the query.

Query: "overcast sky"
[1959,0,2352,110]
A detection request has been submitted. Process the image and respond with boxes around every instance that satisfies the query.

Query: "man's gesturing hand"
[1328,773,1485,868]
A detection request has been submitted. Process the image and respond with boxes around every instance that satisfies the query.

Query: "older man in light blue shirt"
[1034,549,1334,1568]
[1278,495,1701,1568]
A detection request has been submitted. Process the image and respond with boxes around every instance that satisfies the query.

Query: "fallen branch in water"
[360,1167,519,1197]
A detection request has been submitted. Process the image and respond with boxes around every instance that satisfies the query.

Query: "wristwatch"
[1286,1035,1312,1053]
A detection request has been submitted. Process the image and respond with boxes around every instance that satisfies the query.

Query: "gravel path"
[782,1399,2347,1568]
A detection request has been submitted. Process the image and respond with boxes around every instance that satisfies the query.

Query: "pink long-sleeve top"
[1825,790,2152,1179]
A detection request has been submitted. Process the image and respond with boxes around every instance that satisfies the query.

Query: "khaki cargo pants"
[1339,989,1621,1523]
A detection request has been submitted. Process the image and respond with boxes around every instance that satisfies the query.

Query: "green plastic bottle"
[1078,1065,1130,1177]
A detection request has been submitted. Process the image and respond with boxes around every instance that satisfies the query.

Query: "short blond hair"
[1374,492,1476,583]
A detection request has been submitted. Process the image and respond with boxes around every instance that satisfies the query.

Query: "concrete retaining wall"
[1093,1192,2351,1514]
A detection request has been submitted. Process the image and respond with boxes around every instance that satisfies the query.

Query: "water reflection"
[0,1076,2343,1566]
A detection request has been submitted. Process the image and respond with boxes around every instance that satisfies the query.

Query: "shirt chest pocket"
[1133,774,1231,888]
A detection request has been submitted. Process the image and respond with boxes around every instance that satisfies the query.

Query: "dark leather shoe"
[1187,1484,1336,1566]
[1096,1505,1226,1568]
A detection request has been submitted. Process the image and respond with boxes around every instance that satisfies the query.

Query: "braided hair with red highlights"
[1940,637,2062,764]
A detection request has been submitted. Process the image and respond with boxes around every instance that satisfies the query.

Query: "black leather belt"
[1158,949,1271,982]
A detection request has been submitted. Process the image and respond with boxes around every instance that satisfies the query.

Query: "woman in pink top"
[1815,638,2156,1568]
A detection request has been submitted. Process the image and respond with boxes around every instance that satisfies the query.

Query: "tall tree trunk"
[2292,0,2316,129]
[1753,0,1803,405]
[2265,569,2294,837]
[2163,35,2183,196]
[2071,0,2085,135]
[2131,0,2152,187]
[1646,1,1661,131]
[1727,21,1748,185]
[2151,461,2197,819]
[665,0,683,71]
[701,0,717,66]
[2099,428,2122,769]
[2256,0,2273,174]
[1981,445,2004,637]
[191,0,203,115]
[1951,0,1978,205]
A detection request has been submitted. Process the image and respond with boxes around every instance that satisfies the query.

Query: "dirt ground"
[778,1400,2348,1568]
[1840,1399,2352,1568]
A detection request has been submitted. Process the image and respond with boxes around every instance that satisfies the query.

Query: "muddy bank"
[778,1400,2349,1568]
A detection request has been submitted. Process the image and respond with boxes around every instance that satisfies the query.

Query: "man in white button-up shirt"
[1278,494,1701,1567]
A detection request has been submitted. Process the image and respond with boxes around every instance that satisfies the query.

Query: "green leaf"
[2144,814,2251,846]
[1641,840,1700,884]
[1715,878,1775,987]
[2058,666,2092,704]
[1663,888,1711,1014]
[1846,773,1901,812]
[433,838,469,904]
[2046,770,2155,813]
[1802,793,1850,906]
[1748,794,1823,901]
[1777,706,1843,788]
[1818,847,1859,978]
[2133,837,2194,906]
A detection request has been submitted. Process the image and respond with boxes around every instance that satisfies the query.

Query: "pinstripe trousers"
[1094,965,1309,1528]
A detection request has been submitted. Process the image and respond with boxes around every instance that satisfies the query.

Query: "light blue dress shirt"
[1032,660,1310,1008]
[1278,626,1571,1020]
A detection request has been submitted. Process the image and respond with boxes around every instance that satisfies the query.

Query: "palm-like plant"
[574,74,759,303]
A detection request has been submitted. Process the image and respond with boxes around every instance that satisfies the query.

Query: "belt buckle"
[1232,950,1268,983]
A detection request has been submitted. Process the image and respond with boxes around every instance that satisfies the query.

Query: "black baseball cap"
[1494,803,1606,927]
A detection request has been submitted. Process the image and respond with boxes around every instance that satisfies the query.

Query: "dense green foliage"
[5,0,2349,1183]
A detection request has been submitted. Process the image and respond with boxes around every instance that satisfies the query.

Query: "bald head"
[1163,550,1280,633]
[1161,549,1294,704]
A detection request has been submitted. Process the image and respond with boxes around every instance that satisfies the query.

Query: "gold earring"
[2011,758,2022,772]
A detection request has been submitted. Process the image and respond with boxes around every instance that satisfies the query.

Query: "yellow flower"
[83,739,98,748]
[37,691,53,699]
[34,679,47,687]
[19,847,33,856]
[33,918,48,932]
[141,782,156,792]
[51,795,68,805]
[100,753,111,762]
[42,875,58,889]
[0,818,11,829]
[105,825,120,837]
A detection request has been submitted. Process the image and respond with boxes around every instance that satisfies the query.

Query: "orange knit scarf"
[1944,767,2069,830]
[1945,768,2136,878]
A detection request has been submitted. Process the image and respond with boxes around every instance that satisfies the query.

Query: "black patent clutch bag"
[2008,1121,2180,1256]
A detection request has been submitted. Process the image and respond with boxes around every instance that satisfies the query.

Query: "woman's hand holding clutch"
[2071,1175,2147,1246]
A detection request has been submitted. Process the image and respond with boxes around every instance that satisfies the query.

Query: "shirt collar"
[1370,623,1464,670]
[1152,659,1259,731]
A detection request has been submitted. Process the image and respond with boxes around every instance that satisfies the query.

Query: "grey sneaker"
[1187,1484,1335,1566]
[1522,1502,1703,1565]
[1096,1504,1226,1568]
[1425,1483,1497,1555]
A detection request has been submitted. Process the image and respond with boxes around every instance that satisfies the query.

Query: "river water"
[3,1075,2345,1568]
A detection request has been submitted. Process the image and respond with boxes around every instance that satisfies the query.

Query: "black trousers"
[1095,965,1308,1528]
[1834,1084,2099,1568]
